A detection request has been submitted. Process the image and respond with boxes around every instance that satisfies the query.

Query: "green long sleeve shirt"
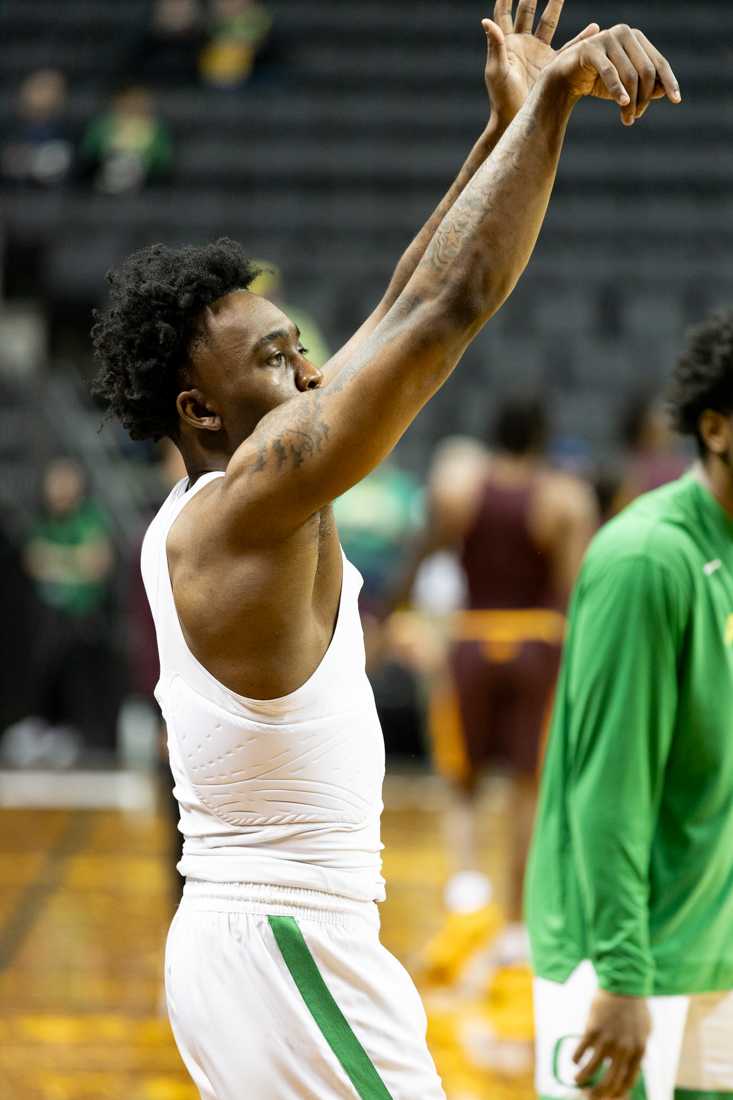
[525,474,733,997]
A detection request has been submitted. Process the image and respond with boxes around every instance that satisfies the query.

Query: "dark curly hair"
[90,238,260,441]
[668,308,733,455]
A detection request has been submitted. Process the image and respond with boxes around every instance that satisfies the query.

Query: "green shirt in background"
[30,500,111,617]
[526,474,733,997]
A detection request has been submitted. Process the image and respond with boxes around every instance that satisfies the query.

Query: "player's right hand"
[573,989,652,1099]
[544,23,681,126]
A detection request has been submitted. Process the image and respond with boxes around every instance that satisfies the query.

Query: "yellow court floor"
[0,774,533,1100]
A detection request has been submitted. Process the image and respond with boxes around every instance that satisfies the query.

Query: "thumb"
[482,18,509,71]
[559,22,601,52]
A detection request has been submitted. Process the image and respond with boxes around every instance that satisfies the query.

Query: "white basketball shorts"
[534,960,733,1100]
[165,881,446,1100]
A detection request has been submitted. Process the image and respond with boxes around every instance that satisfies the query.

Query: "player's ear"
[176,388,223,432]
[698,409,733,461]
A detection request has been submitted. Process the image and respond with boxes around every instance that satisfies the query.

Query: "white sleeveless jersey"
[140,471,386,903]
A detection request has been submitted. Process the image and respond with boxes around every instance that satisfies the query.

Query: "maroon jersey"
[459,476,559,611]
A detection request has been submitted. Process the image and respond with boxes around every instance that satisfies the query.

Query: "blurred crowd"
[0,386,690,774]
[1,0,275,195]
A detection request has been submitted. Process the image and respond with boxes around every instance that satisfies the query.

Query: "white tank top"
[140,472,386,903]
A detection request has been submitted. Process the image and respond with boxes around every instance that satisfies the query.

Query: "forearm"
[564,559,683,996]
[411,74,576,332]
[569,793,655,996]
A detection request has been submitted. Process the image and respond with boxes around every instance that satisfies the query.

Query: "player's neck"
[693,459,733,520]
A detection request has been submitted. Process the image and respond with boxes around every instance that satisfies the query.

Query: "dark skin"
[166,11,680,708]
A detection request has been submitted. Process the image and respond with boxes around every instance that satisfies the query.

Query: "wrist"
[534,64,582,116]
[487,106,516,135]
[482,112,508,148]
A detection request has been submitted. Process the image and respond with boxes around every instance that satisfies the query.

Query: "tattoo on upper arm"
[246,391,331,477]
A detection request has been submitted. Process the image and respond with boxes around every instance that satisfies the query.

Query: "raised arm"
[321,0,600,384]
[222,25,680,543]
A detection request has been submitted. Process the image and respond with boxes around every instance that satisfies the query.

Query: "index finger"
[633,29,682,102]
[591,1046,639,1100]
[535,0,565,45]
[493,0,514,34]
[575,1042,609,1088]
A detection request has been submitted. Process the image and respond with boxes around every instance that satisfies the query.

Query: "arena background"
[0,1,730,1098]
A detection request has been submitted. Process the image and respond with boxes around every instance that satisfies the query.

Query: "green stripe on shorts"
[675,1091,733,1099]
[268,915,394,1100]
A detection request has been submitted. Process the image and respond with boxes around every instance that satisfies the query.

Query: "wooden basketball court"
[0,773,533,1100]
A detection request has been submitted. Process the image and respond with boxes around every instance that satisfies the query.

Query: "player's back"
[460,473,559,611]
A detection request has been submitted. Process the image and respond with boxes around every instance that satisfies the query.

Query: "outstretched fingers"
[493,0,513,34]
[535,0,565,45]
[514,0,537,34]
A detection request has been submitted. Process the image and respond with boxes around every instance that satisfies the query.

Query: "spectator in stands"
[133,0,207,87]
[199,0,272,89]
[80,86,173,195]
[612,390,689,514]
[2,458,116,767]
[0,69,73,189]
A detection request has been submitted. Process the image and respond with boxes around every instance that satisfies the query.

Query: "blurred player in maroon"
[401,396,597,972]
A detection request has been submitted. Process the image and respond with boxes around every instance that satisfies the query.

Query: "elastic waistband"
[180,879,381,930]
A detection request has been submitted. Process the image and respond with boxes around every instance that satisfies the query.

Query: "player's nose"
[296,358,323,392]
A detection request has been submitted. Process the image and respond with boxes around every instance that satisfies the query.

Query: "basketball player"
[526,310,733,1100]
[399,395,596,973]
[91,7,680,1097]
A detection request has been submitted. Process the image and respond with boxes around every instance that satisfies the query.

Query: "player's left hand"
[484,0,600,124]
[573,989,652,1098]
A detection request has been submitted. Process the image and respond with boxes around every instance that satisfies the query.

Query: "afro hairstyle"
[90,238,260,441]
[668,308,733,455]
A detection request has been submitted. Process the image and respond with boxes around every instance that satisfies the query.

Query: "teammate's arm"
[222,28,680,541]
[564,554,688,1098]
[321,0,600,385]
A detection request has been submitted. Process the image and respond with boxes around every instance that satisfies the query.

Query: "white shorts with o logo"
[534,960,733,1100]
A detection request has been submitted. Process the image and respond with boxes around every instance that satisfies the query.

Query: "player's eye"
[268,351,287,367]
[298,346,309,357]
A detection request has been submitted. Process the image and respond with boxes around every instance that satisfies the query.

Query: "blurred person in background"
[393,395,597,978]
[526,311,733,1100]
[132,0,207,87]
[2,458,116,767]
[335,461,426,758]
[80,85,173,195]
[199,0,272,90]
[0,69,74,189]
[612,389,689,514]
